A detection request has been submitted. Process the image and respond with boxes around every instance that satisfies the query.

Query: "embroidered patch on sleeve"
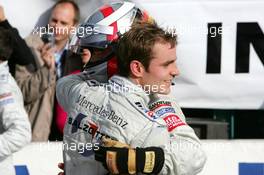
[0,92,12,99]
[163,114,186,132]
[149,101,172,110]
[0,92,14,106]
[0,74,8,82]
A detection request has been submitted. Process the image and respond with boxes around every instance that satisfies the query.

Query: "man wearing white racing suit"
[57,21,206,175]
[0,28,31,175]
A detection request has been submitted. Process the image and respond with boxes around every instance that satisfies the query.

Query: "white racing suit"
[56,72,206,175]
[0,61,31,175]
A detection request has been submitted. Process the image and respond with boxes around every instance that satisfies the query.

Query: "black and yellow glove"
[94,138,164,175]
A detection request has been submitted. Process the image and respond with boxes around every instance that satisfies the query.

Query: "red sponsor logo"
[163,114,186,132]
[147,111,154,117]
[87,121,99,139]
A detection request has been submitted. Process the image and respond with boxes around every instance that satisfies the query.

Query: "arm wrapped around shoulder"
[94,144,164,175]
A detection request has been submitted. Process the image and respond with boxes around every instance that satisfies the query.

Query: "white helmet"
[69,1,152,82]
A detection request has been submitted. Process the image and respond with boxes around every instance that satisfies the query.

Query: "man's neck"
[129,76,142,86]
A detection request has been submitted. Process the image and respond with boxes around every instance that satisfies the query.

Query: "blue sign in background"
[15,165,29,175]
[239,163,264,175]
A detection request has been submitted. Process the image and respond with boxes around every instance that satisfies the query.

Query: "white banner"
[139,0,264,109]
[1,0,264,109]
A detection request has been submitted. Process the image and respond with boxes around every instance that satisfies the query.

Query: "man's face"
[140,42,179,94]
[49,3,75,43]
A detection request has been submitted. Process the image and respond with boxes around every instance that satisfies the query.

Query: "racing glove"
[94,138,164,175]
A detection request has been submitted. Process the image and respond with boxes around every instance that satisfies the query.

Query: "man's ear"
[129,60,145,78]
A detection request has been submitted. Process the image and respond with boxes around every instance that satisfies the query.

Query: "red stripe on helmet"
[107,56,118,78]
[100,6,118,42]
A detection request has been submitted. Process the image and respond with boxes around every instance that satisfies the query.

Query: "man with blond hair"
[57,21,206,175]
